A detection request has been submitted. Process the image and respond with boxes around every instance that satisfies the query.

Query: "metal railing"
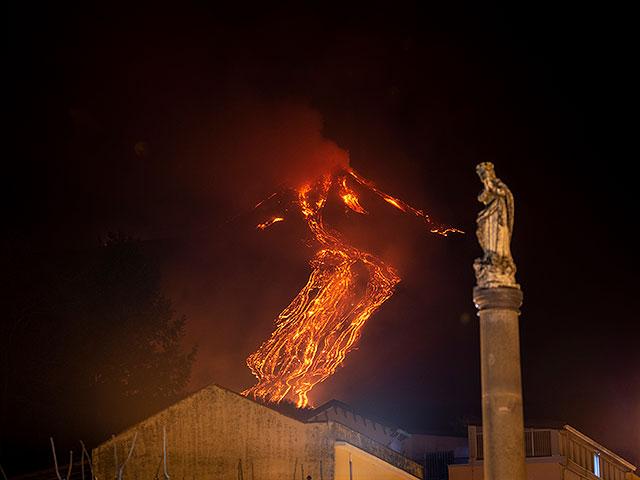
[476,428,553,460]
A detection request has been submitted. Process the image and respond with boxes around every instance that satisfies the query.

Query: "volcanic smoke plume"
[243,169,461,407]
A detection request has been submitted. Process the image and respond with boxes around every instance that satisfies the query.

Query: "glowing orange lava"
[346,169,463,236]
[256,217,284,230]
[244,169,461,407]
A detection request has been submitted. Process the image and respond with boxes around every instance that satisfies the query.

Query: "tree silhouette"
[81,234,196,418]
[1,233,196,475]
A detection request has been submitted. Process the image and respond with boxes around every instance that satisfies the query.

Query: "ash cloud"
[153,96,358,394]
[174,97,351,224]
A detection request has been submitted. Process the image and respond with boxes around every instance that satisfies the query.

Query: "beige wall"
[450,460,639,480]
[93,385,332,479]
[450,462,564,480]
[335,442,420,480]
[92,385,423,480]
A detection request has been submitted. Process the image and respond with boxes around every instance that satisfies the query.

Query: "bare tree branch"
[50,437,63,480]
[163,427,170,480]
[0,463,8,480]
[112,435,119,479]
[65,451,73,480]
[132,447,138,480]
[80,440,96,480]
[81,448,85,480]
[117,432,138,480]
[154,456,162,480]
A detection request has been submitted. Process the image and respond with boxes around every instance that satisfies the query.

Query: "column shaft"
[474,286,526,480]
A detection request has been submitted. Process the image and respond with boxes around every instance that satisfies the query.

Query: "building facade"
[449,424,637,480]
[92,385,423,480]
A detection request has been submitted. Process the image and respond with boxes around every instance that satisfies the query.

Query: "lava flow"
[243,169,461,407]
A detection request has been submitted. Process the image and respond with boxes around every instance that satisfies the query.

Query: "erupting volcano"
[243,169,461,408]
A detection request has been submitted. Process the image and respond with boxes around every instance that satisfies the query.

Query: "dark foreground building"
[92,384,423,479]
[12,384,637,480]
[92,384,638,480]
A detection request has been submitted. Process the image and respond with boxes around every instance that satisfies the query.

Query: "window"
[593,453,601,477]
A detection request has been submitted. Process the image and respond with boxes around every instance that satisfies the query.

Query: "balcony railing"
[476,428,553,460]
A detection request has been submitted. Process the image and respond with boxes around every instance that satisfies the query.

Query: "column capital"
[473,286,523,314]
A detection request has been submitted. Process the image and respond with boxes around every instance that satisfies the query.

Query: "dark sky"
[7,0,638,468]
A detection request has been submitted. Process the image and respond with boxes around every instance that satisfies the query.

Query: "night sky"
[6,0,638,472]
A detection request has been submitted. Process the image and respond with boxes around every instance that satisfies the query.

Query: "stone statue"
[474,162,519,289]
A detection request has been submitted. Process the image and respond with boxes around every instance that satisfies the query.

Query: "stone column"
[472,162,526,480]
[473,286,526,480]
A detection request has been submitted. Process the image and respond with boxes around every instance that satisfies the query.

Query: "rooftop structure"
[305,398,468,476]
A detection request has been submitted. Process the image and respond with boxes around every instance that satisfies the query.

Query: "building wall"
[463,425,635,480]
[449,462,564,480]
[451,424,637,480]
[92,385,423,480]
[335,442,420,480]
[93,386,333,479]
[449,462,632,480]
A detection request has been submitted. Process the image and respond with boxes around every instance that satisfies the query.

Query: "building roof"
[92,383,424,479]
[564,425,636,471]
[306,398,400,430]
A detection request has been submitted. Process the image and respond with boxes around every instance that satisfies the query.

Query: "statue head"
[476,162,496,182]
